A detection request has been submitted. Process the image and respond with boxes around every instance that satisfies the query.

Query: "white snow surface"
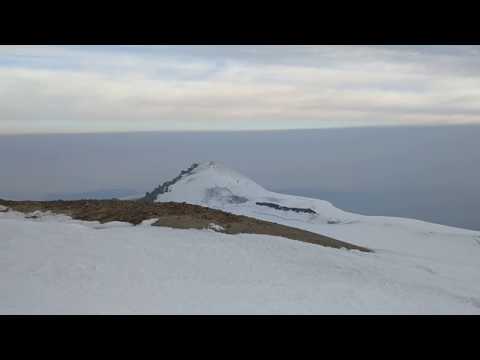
[1,210,479,314]
[156,162,480,260]
[1,161,480,314]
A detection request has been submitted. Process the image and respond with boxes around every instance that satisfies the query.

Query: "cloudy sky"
[1,45,480,134]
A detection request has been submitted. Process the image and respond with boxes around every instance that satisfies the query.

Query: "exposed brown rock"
[0,199,372,253]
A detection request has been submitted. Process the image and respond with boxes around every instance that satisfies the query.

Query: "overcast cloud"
[1,45,480,133]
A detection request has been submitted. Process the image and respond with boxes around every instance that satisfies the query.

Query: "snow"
[208,223,225,232]
[1,209,480,314]
[1,161,480,314]
[155,162,480,262]
[154,162,257,205]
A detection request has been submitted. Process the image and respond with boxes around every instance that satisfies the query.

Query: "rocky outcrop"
[0,199,372,253]
[142,163,199,203]
[255,202,317,214]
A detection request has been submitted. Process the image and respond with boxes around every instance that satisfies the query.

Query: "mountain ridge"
[146,161,479,234]
[142,161,480,263]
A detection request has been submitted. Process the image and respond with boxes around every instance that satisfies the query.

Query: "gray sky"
[2,45,480,133]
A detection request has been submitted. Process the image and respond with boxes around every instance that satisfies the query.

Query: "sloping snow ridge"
[1,161,480,314]
[154,161,479,244]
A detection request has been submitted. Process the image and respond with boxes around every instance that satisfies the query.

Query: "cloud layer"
[1,45,480,133]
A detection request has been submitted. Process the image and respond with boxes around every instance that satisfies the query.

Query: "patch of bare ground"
[0,199,372,253]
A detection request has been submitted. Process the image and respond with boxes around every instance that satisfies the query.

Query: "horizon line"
[2,122,480,136]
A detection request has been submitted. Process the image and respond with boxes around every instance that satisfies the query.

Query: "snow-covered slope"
[155,161,345,222]
[1,210,480,314]
[153,161,480,263]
